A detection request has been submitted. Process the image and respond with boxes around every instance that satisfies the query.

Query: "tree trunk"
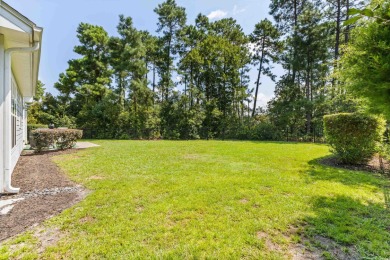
[152,64,156,93]
[305,65,311,135]
[165,30,173,101]
[345,0,350,44]
[335,0,341,60]
[119,75,124,109]
[331,0,342,93]
[252,37,266,117]
[292,0,298,84]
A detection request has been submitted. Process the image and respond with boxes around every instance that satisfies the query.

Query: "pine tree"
[55,23,112,128]
[250,19,282,117]
[154,0,187,101]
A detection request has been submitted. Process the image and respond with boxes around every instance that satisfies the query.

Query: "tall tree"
[109,15,144,109]
[250,19,282,117]
[55,23,111,128]
[140,31,159,96]
[268,0,334,137]
[154,0,187,101]
[339,0,390,118]
[270,0,309,84]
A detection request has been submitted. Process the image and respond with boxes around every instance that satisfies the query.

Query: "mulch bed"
[0,150,87,242]
[320,155,390,176]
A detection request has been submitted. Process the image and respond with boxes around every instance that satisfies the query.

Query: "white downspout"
[3,42,40,193]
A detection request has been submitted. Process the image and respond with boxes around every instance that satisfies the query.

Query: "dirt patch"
[289,242,324,260]
[79,215,95,224]
[256,229,324,259]
[311,235,360,260]
[88,175,105,180]
[255,225,360,259]
[182,154,201,160]
[34,226,64,254]
[320,155,390,175]
[256,231,282,252]
[0,150,87,242]
[285,225,360,260]
[239,198,249,204]
[135,205,145,213]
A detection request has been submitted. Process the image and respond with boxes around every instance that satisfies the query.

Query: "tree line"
[29,0,387,141]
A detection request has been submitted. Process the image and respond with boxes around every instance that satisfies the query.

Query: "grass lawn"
[1,141,389,259]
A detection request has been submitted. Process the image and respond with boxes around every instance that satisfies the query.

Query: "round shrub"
[27,124,48,143]
[324,113,386,164]
[56,129,83,150]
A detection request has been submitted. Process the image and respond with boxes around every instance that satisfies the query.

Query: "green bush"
[27,124,48,131]
[252,123,282,141]
[27,124,48,142]
[31,129,57,152]
[56,129,83,149]
[31,129,83,152]
[324,113,386,164]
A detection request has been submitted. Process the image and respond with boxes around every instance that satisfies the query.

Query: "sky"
[5,0,283,107]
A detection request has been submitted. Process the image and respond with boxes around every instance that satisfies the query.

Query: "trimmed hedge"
[324,113,386,164]
[27,124,48,141]
[31,129,83,152]
[27,124,48,131]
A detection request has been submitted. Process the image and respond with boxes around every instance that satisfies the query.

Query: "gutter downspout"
[3,42,40,193]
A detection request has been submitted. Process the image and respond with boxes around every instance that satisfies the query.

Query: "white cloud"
[255,93,273,108]
[207,10,228,20]
[232,5,246,15]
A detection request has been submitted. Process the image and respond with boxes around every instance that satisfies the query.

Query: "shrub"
[324,113,386,164]
[31,129,83,152]
[27,124,48,142]
[380,127,390,161]
[56,129,83,150]
[31,129,58,152]
[252,123,282,141]
[27,124,48,131]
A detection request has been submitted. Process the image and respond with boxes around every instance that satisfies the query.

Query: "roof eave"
[32,27,43,96]
[1,1,37,28]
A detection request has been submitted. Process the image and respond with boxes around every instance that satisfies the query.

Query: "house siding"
[0,35,4,191]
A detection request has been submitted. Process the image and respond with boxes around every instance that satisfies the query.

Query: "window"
[11,79,22,149]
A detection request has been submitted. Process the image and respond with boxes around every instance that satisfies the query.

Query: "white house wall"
[0,35,5,191]
[0,2,42,194]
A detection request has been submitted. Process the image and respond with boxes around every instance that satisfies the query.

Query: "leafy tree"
[27,81,76,128]
[27,80,45,124]
[55,23,112,128]
[339,0,390,118]
[42,0,380,142]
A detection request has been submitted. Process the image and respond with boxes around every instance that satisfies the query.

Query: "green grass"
[1,140,389,259]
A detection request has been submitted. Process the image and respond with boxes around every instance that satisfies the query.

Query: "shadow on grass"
[228,139,328,146]
[301,195,390,259]
[21,149,78,157]
[297,157,390,258]
[307,156,387,188]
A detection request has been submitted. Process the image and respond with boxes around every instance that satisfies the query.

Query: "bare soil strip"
[0,150,87,242]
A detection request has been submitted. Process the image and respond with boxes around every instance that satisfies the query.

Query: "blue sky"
[6,0,283,107]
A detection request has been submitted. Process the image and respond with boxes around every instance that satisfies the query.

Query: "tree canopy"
[338,0,390,118]
[29,0,388,141]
